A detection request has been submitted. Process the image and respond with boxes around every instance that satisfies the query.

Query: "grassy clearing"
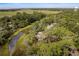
[0,9,61,17]
[0,11,16,17]
[0,43,9,56]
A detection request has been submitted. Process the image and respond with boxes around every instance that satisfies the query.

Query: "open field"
[0,9,62,17]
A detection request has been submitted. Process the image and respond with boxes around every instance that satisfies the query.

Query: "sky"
[0,3,79,9]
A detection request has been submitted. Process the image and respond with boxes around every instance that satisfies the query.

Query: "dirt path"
[9,32,23,55]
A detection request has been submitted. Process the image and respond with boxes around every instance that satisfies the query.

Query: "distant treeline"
[0,8,79,11]
[0,9,21,11]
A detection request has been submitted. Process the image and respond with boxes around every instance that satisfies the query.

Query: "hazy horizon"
[0,3,79,9]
